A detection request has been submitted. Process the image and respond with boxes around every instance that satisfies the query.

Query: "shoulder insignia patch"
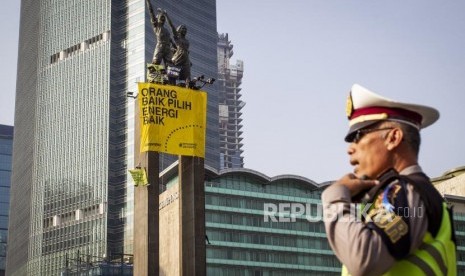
[367,208,408,243]
[367,182,409,243]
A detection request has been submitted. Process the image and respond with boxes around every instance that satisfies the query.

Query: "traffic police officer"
[322,84,456,276]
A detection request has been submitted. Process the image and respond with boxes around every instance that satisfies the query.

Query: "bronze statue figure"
[146,0,172,66]
[167,19,191,83]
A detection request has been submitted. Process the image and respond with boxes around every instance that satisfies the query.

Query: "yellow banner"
[128,168,149,186]
[138,83,207,157]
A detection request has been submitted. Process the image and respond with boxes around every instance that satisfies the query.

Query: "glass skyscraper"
[0,125,13,276]
[7,1,217,275]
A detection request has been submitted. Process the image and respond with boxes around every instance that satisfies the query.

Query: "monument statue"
[143,2,214,89]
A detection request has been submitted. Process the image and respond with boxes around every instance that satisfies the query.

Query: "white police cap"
[345,84,439,142]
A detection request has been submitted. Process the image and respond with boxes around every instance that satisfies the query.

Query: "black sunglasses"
[350,128,394,143]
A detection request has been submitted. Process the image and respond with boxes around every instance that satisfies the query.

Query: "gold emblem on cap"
[346,94,354,118]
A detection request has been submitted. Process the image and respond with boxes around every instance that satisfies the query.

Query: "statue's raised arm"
[165,13,177,39]
[145,0,156,25]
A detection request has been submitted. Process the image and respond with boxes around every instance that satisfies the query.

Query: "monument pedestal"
[133,152,159,276]
[179,156,206,275]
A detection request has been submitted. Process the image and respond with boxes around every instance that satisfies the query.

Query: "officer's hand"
[334,174,379,197]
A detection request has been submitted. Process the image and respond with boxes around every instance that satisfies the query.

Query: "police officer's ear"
[384,127,403,151]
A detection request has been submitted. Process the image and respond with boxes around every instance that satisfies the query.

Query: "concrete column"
[133,152,159,276]
[178,156,206,275]
[133,94,159,275]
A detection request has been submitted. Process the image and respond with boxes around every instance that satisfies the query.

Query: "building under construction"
[217,33,245,169]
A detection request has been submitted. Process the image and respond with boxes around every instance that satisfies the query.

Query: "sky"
[1,1,464,183]
[0,1,20,126]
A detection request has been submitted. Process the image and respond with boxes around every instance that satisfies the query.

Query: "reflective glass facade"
[16,1,118,275]
[452,212,465,275]
[203,169,341,275]
[7,0,40,274]
[9,0,218,275]
[0,125,13,276]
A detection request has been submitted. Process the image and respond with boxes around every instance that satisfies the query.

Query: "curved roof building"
[160,162,340,276]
